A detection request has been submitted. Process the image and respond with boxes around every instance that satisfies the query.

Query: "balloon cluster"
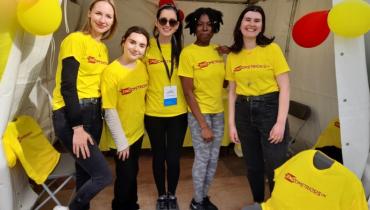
[17,0,62,35]
[292,0,370,48]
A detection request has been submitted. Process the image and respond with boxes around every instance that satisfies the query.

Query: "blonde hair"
[81,0,117,40]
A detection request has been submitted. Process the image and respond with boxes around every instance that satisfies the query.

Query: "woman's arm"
[104,109,129,160]
[61,56,93,159]
[61,56,83,127]
[228,81,239,143]
[269,72,290,144]
[180,76,213,142]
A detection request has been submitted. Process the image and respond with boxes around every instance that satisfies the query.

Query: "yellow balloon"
[0,0,18,33]
[17,0,62,35]
[328,0,370,37]
[0,30,15,82]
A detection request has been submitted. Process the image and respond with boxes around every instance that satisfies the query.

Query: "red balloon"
[292,10,330,48]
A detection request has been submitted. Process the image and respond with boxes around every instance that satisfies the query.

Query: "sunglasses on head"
[158,18,178,27]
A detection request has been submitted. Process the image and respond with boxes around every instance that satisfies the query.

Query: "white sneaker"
[53,206,69,210]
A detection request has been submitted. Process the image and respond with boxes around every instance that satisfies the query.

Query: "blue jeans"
[235,92,289,202]
[53,100,112,210]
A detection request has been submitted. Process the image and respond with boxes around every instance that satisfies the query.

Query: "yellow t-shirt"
[178,43,225,113]
[225,43,289,96]
[314,118,341,149]
[52,32,109,110]
[262,150,368,210]
[101,60,148,146]
[144,37,187,117]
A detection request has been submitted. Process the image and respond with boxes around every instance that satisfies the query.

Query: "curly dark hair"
[184,7,223,35]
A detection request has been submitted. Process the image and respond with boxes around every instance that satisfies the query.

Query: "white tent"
[0,0,369,209]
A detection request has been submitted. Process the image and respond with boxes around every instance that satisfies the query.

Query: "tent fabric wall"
[286,0,337,149]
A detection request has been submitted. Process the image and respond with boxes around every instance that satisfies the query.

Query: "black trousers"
[144,113,188,196]
[235,92,289,203]
[112,136,143,210]
[53,102,112,210]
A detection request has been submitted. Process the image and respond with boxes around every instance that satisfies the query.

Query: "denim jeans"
[235,92,289,202]
[53,100,112,210]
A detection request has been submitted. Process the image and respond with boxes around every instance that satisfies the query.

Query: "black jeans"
[144,113,188,196]
[53,101,112,210]
[112,136,143,210]
[235,92,289,203]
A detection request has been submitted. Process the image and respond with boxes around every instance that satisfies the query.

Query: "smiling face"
[88,1,115,39]
[195,14,214,46]
[155,8,179,38]
[122,32,148,62]
[240,11,262,39]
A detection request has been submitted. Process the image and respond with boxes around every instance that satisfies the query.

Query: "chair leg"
[33,176,74,210]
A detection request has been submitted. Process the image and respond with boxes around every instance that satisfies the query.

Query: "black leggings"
[112,137,143,210]
[144,113,188,196]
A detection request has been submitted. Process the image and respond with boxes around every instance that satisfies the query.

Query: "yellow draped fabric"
[2,115,60,184]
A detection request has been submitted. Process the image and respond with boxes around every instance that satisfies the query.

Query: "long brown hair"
[230,5,274,53]
[81,0,118,40]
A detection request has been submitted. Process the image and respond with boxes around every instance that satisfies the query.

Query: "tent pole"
[284,0,299,58]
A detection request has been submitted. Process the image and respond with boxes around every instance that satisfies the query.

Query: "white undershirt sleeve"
[104,108,129,152]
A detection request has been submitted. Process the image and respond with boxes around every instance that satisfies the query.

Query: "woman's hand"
[268,122,285,144]
[201,126,214,142]
[215,45,231,55]
[72,126,94,159]
[117,147,130,161]
[229,125,240,144]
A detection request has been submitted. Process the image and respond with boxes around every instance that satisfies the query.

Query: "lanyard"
[156,37,174,82]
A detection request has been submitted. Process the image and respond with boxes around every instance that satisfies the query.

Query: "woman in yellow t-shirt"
[144,2,187,210]
[51,1,117,209]
[178,8,225,210]
[101,26,149,210]
[226,5,290,206]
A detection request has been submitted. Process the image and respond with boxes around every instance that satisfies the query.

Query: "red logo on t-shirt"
[198,61,209,68]
[18,132,32,142]
[285,173,296,183]
[87,56,108,64]
[284,172,327,197]
[120,88,132,95]
[148,59,160,65]
[233,64,269,72]
[234,65,245,72]
[197,60,223,69]
[88,56,96,63]
[119,84,148,95]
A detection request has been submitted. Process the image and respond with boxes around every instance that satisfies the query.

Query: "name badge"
[164,86,177,106]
